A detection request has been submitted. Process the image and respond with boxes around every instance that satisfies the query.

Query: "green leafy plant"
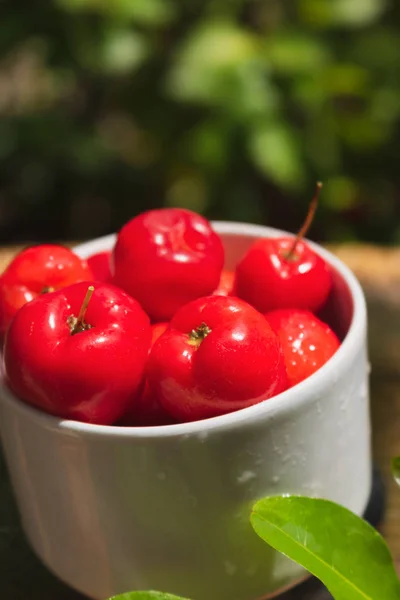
[108,495,400,600]
[2,0,400,243]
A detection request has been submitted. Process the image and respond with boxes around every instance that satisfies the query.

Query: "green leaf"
[251,496,400,600]
[322,176,359,211]
[107,0,175,25]
[338,114,391,150]
[108,592,190,600]
[100,29,149,74]
[392,457,400,488]
[70,26,149,75]
[57,0,175,26]
[350,29,400,71]
[322,64,370,96]
[166,21,258,105]
[264,32,330,74]
[185,120,230,171]
[299,0,388,28]
[167,21,280,121]
[332,0,388,27]
[248,122,305,190]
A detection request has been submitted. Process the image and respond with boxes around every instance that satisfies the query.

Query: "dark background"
[1,0,400,245]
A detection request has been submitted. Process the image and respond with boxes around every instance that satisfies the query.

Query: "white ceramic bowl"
[0,222,372,600]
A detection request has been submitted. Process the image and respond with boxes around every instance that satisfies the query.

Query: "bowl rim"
[0,221,367,439]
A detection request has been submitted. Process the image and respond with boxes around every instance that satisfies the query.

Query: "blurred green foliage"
[1,0,400,243]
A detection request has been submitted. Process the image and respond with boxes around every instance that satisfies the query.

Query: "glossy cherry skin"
[113,208,224,322]
[235,237,332,313]
[87,251,112,283]
[213,269,236,297]
[0,244,93,339]
[265,309,340,387]
[120,322,176,426]
[4,281,151,425]
[147,295,288,422]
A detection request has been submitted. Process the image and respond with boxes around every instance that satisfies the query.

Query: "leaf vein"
[252,512,372,600]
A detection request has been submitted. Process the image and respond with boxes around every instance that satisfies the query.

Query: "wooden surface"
[0,243,400,599]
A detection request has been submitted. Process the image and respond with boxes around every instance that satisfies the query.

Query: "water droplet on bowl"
[237,471,256,484]
[224,561,237,576]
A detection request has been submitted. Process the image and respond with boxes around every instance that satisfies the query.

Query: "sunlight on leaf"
[166,21,258,104]
[69,26,149,75]
[300,0,388,28]
[251,496,400,600]
[333,0,388,27]
[101,30,149,74]
[248,122,305,190]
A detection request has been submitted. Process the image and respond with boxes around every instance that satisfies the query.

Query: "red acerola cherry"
[4,281,151,425]
[0,244,93,339]
[265,309,340,387]
[87,250,112,283]
[113,208,224,322]
[150,322,169,345]
[235,183,332,313]
[147,295,288,422]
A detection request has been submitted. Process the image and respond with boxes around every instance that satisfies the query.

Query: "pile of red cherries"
[0,185,340,426]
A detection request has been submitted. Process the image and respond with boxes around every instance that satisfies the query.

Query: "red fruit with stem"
[87,250,112,283]
[4,281,151,425]
[147,295,288,422]
[0,244,93,339]
[213,270,236,297]
[235,183,332,313]
[113,208,224,322]
[265,308,340,387]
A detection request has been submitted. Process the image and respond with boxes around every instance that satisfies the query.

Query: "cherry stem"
[69,285,95,335]
[76,286,94,327]
[286,181,323,260]
[188,322,212,346]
